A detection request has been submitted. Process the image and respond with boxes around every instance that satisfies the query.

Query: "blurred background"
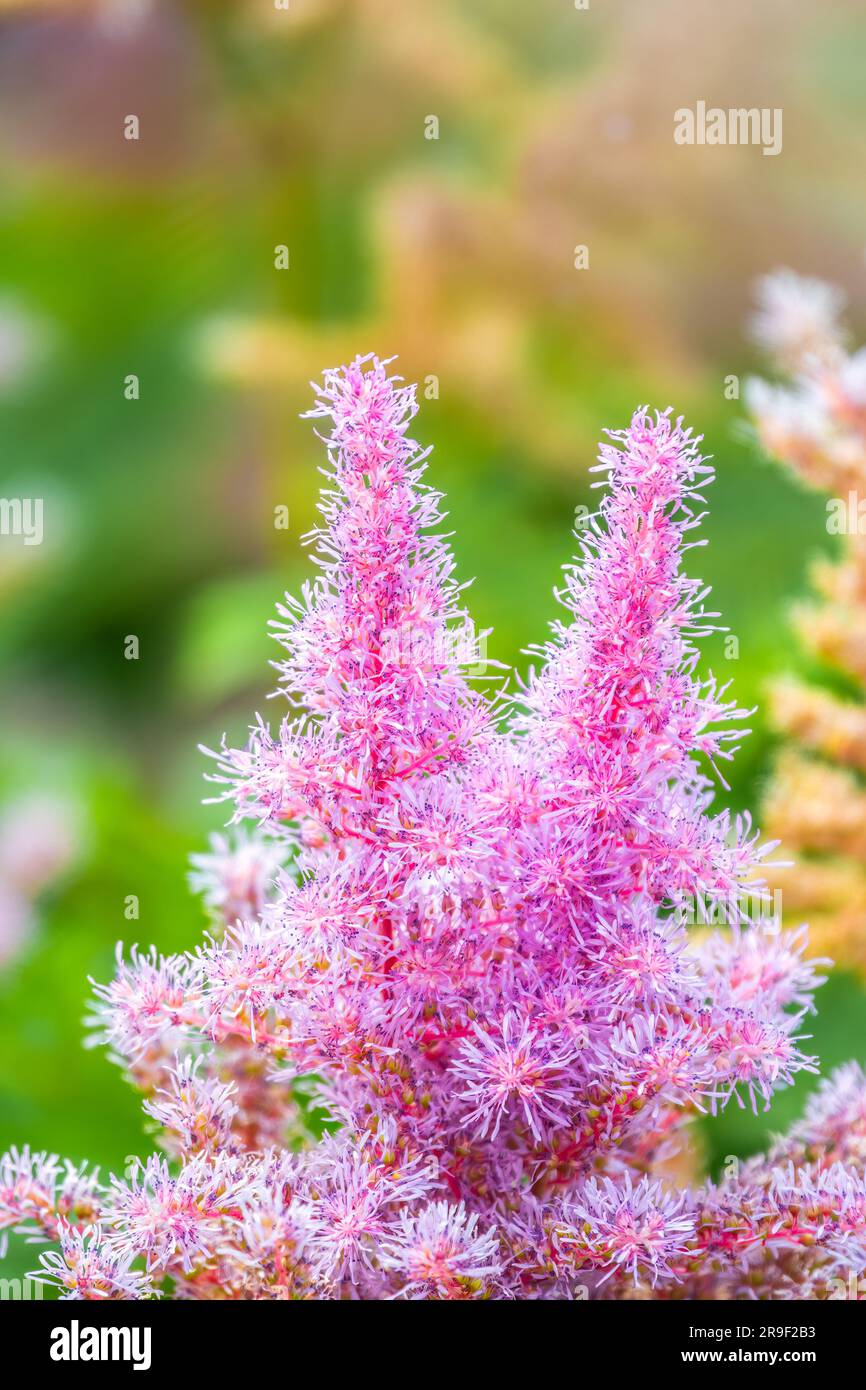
[2,0,866,1282]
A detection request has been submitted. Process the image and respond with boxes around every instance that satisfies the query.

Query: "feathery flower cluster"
[0,793,79,966]
[4,355,866,1299]
[747,270,866,974]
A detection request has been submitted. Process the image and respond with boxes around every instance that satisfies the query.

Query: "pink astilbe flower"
[0,1147,104,1252]
[749,269,847,371]
[379,1200,501,1299]
[33,1221,155,1301]
[189,829,286,927]
[557,1174,696,1287]
[303,1132,435,1289]
[452,1012,584,1141]
[6,355,866,1300]
[142,1055,239,1158]
[0,792,80,966]
[104,1153,255,1276]
[87,943,200,1067]
[697,923,827,1016]
[787,1061,866,1165]
[746,268,866,495]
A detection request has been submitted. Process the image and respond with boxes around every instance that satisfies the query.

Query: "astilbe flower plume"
[5,354,866,1300]
[748,270,866,975]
